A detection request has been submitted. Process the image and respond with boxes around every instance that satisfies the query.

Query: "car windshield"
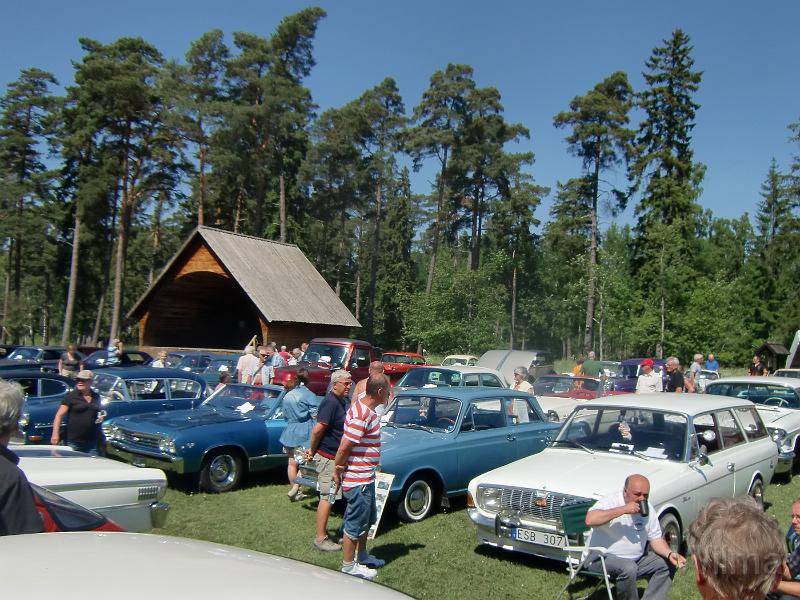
[387,394,461,432]
[203,384,282,416]
[206,358,236,373]
[8,348,39,360]
[706,382,800,409]
[164,353,184,367]
[620,364,640,378]
[397,368,461,388]
[533,376,600,397]
[302,344,347,368]
[92,373,125,397]
[554,406,688,461]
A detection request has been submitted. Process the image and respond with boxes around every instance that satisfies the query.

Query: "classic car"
[3,370,75,443]
[531,374,629,421]
[381,351,426,380]
[0,343,19,359]
[467,394,778,562]
[298,388,560,522]
[1,532,413,599]
[15,367,208,446]
[441,354,479,366]
[695,368,720,392]
[478,349,554,382]
[15,444,169,532]
[394,365,509,390]
[33,483,125,532]
[83,349,152,369]
[775,369,800,379]
[609,358,668,392]
[0,345,68,373]
[705,376,800,480]
[161,351,216,373]
[199,353,240,385]
[104,383,288,493]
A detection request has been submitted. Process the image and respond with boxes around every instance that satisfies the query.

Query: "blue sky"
[3,1,798,230]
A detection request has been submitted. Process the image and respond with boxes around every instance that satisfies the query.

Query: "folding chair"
[555,499,613,600]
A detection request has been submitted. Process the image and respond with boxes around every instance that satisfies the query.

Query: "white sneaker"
[341,562,377,580]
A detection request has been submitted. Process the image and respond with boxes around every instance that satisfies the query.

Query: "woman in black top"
[51,370,103,455]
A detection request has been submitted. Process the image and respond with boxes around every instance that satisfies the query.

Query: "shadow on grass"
[371,541,426,563]
[166,464,288,495]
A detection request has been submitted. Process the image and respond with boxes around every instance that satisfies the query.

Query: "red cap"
[641,358,654,367]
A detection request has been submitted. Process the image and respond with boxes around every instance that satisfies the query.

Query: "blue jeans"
[342,483,377,540]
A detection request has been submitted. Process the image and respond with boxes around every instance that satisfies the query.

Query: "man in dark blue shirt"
[305,369,352,552]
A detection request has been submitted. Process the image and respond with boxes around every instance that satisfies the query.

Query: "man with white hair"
[0,380,43,535]
[688,353,704,392]
[664,357,684,393]
[236,345,259,383]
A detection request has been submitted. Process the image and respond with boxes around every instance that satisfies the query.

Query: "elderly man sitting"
[585,474,685,600]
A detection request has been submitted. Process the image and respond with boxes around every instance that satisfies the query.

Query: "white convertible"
[14,444,168,532]
[467,394,778,562]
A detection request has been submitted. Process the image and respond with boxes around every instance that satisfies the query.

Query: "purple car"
[608,358,667,393]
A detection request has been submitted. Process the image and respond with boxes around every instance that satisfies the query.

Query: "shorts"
[342,482,377,540]
[315,455,343,501]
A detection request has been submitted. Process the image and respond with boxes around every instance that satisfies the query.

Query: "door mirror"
[701,430,716,444]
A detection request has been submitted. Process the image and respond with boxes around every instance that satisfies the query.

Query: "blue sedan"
[104,383,287,493]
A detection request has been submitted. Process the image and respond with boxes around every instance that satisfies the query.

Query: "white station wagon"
[467,394,778,562]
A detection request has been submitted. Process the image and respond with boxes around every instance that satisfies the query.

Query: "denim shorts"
[342,482,377,540]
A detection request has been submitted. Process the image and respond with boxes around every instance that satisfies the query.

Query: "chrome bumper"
[151,501,170,528]
[106,444,185,474]
[775,450,795,474]
[468,507,571,562]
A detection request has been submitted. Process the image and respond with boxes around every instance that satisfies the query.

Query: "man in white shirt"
[636,358,663,393]
[236,346,259,383]
[586,474,686,600]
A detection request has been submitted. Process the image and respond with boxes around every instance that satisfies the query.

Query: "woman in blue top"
[280,368,319,501]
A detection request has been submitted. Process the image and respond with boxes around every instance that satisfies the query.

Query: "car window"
[464,374,480,387]
[125,352,148,365]
[412,356,425,365]
[382,355,397,363]
[715,409,746,448]
[40,378,69,397]
[507,397,540,424]
[169,379,203,399]
[466,399,507,430]
[480,374,503,388]
[706,382,749,399]
[352,348,370,368]
[389,395,460,433]
[125,379,167,401]
[736,407,768,440]
[7,377,37,396]
[43,350,62,360]
[693,413,722,454]
[750,384,800,409]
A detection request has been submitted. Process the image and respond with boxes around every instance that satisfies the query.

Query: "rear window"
[40,378,70,397]
[169,379,203,399]
[34,484,106,531]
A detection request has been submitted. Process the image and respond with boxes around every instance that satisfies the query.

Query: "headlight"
[103,423,120,440]
[768,427,788,446]
[158,437,176,454]
[18,412,29,428]
[477,485,504,512]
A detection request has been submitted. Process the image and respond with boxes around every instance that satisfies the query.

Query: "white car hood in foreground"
[471,447,676,499]
[2,533,411,598]
[756,406,800,429]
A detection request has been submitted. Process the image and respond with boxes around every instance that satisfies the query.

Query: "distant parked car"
[441,354,479,367]
[83,349,153,369]
[33,483,125,532]
[610,357,668,393]
[477,349,554,383]
[2,370,75,444]
[198,353,240,386]
[15,444,169,532]
[0,532,413,599]
[695,369,720,392]
[706,376,800,480]
[775,369,800,379]
[0,346,68,373]
[298,387,560,522]
[381,351,426,380]
[0,343,19,359]
[531,374,629,421]
[104,383,287,493]
[159,351,216,373]
[394,365,508,390]
[92,367,208,417]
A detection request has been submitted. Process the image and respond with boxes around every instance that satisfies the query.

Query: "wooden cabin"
[127,227,361,350]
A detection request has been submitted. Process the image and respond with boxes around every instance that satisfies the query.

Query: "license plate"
[512,527,566,548]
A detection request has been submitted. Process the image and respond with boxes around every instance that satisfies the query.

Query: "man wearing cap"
[636,359,663,394]
[51,370,104,455]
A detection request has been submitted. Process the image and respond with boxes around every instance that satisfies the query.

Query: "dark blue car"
[104,383,287,493]
[14,367,207,445]
[3,370,75,443]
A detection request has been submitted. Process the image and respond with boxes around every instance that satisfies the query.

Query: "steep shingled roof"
[128,227,361,327]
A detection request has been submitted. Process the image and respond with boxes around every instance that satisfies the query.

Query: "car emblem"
[534,497,548,508]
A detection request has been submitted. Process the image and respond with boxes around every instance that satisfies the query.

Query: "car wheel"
[748,478,765,511]
[199,450,243,493]
[658,512,682,555]
[397,477,437,522]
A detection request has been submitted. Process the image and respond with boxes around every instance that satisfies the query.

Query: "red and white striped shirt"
[341,397,381,490]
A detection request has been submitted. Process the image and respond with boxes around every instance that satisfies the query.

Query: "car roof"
[394,387,529,400]
[416,365,504,375]
[0,370,73,381]
[208,353,241,361]
[708,376,800,389]
[311,338,370,345]
[92,367,207,381]
[578,392,757,414]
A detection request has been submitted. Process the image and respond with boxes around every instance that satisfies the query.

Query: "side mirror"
[546,410,560,422]
[701,430,716,444]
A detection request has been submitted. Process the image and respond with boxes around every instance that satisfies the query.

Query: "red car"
[32,483,125,533]
[381,352,427,381]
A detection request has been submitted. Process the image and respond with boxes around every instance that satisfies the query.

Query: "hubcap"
[210,455,236,484]
[407,482,431,516]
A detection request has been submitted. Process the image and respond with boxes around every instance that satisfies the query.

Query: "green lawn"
[153,470,800,599]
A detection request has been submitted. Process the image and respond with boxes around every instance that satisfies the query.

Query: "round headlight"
[478,486,503,511]
[158,437,176,454]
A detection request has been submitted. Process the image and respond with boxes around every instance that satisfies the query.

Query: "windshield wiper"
[551,439,594,454]
[398,423,434,433]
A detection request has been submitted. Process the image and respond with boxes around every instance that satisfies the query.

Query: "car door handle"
[163,404,174,410]
[727,462,735,472]
[506,434,516,442]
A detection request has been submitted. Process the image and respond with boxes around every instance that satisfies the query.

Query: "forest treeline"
[1,8,798,364]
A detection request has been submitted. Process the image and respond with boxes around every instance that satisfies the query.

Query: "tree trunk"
[425,147,449,295]
[197,143,206,226]
[61,213,81,345]
[234,188,243,233]
[279,173,286,243]
[109,198,131,343]
[509,248,517,349]
[1,239,12,343]
[365,185,382,341]
[583,162,600,353]
[469,192,479,271]
[354,270,361,322]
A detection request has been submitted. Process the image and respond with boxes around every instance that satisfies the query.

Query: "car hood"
[380,425,449,457]
[111,407,254,433]
[471,447,677,499]
[755,405,800,427]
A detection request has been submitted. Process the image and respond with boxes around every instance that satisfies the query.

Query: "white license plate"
[512,527,566,548]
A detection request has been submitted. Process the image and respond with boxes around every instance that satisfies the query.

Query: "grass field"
[153,469,800,599]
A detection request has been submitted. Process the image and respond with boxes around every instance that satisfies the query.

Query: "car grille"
[138,485,161,501]
[497,488,590,524]
[116,428,161,451]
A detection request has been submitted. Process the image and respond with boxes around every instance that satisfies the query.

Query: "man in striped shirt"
[333,373,390,580]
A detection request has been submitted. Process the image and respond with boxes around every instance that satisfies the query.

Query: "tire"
[658,512,682,555]
[199,450,243,493]
[397,477,437,522]
[748,478,765,511]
